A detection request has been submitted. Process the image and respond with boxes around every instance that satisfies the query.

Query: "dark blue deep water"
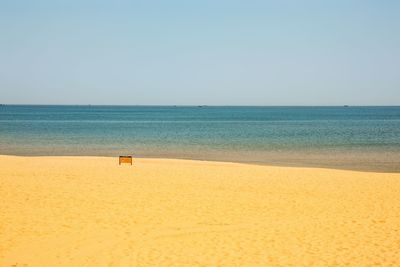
[1,105,399,171]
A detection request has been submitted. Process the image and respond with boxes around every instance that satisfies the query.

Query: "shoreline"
[1,153,399,173]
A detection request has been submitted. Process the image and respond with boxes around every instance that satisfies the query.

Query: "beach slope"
[1,156,399,266]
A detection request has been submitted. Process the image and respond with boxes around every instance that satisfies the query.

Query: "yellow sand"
[1,156,399,267]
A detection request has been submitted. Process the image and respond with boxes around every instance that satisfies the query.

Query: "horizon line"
[1,104,399,107]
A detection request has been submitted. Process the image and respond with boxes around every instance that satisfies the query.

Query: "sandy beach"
[1,155,399,266]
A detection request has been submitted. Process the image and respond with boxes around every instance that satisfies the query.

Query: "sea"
[1,105,399,172]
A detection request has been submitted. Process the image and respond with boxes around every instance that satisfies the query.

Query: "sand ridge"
[0,155,399,266]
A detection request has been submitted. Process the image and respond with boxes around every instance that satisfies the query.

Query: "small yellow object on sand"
[119,155,132,165]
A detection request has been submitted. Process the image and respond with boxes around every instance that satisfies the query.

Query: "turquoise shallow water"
[0,105,399,171]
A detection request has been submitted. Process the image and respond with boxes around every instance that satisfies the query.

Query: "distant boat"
[344,105,349,107]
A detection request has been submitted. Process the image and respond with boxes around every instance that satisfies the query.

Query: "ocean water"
[1,105,399,172]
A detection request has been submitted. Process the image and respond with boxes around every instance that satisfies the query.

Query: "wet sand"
[1,155,399,266]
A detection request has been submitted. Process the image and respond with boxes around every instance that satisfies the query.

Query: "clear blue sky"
[1,0,399,105]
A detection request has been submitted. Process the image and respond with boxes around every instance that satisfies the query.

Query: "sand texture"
[1,155,400,266]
